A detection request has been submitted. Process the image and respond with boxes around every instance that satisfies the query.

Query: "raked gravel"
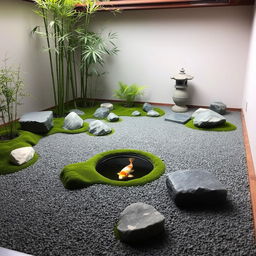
[0,106,255,256]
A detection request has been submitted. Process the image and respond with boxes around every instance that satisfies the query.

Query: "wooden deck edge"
[241,111,256,236]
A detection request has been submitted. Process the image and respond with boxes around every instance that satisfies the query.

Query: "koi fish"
[117,158,135,180]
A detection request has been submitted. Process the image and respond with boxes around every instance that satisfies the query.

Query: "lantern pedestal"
[172,87,189,113]
[171,68,193,113]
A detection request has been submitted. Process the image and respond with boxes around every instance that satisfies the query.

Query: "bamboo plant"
[0,58,26,139]
[33,0,118,114]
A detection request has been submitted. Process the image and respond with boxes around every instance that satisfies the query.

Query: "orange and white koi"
[117,158,135,180]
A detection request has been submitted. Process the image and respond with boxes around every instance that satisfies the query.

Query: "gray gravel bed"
[0,107,255,256]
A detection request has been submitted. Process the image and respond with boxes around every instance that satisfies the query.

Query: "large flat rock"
[166,169,227,207]
[116,202,165,243]
[19,111,53,134]
[165,113,191,124]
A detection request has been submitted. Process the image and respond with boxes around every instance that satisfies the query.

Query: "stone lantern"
[171,68,193,113]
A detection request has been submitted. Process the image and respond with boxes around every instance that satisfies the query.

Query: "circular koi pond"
[96,153,154,181]
[61,149,165,189]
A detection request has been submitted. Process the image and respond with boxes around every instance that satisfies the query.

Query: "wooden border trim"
[241,111,256,236]
[23,0,255,11]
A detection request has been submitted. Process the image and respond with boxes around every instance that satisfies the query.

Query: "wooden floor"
[241,112,256,237]
[0,247,32,256]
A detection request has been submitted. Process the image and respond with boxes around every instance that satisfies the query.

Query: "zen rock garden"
[4,99,234,246]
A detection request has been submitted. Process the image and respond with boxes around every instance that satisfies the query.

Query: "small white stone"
[100,103,114,110]
[10,147,35,165]
[143,212,150,216]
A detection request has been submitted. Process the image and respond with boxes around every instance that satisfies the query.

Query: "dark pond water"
[96,153,153,181]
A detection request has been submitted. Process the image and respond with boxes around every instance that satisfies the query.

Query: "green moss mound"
[60,149,165,189]
[185,120,237,132]
[0,130,42,175]
[0,102,165,175]
[0,121,90,175]
[67,102,165,119]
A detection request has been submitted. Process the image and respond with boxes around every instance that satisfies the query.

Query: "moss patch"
[0,102,165,175]
[185,120,237,132]
[67,102,165,119]
[0,120,90,175]
[0,130,42,175]
[60,149,165,189]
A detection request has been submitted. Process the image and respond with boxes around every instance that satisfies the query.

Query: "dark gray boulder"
[166,169,227,207]
[147,110,160,117]
[116,202,165,243]
[210,102,226,115]
[19,111,53,134]
[68,109,85,116]
[88,120,111,136]
[143,103,153,112]
[63,112,83,130]
[93,107,110,119]
[193,109,226,128]
[107,113,119,122]
[131,111,141,116]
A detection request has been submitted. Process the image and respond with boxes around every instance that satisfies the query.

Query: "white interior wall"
[0,1,253,120]
[0,0,54,118]
[243,5,256,172]
[92,6,253,108]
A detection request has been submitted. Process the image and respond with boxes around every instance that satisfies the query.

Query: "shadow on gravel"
[176,199,234,214]
[124,230,172,250]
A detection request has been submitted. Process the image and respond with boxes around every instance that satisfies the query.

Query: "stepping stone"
[19,111,53,134]
[93,107,110,119]
[10,147,35,165]
[210,102,226,115]
[192,109,226,128]
[68,109,85,116]
[165,113,191,124]
[116,202,165,243]
[100,102,114,111]
[132,111,141,116]
[107,113,119,122]
[147,110,160,117]
[143,103,153,112]
[166,169,227,207]
[63,112,83,130]
[88,120,111,136]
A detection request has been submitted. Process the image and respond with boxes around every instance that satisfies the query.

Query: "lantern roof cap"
[171,68,193,80]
